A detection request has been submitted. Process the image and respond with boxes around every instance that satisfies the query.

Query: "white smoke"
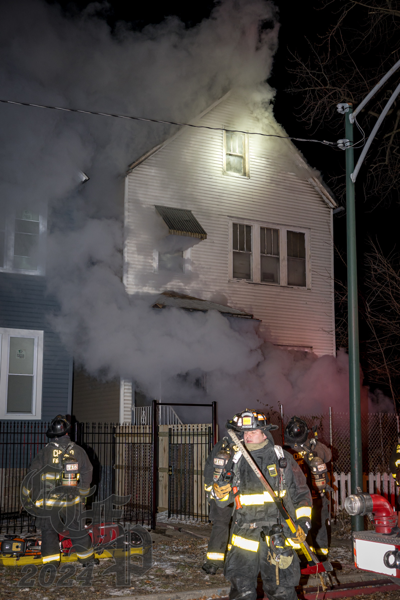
[0,0,394,432]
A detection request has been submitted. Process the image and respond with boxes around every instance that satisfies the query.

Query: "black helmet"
[284,416,308,446]
[226,408,278,432]
[46,415,71,438]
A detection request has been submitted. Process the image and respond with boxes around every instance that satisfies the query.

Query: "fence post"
[151,400,158,530]
[211,401,217,446]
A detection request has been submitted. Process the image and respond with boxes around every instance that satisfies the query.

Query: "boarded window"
[158,250,184,272]
[260,227,280,283]
[13,211,40,271]
[233,223,252,280]
[287,231,306,287]
[225,132,247,176]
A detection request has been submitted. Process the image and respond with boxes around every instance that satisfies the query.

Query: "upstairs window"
[224,131,249,177]
[0,208,46,275]
[230,220,310,288]
[260,227,280,284]
[287,231,306,287]
[13,211,40,271]
[232,223,252,280]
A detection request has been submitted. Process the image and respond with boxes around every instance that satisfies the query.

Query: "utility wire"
[0,98,339,147]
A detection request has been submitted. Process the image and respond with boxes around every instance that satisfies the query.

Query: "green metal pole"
[345,104,364,531]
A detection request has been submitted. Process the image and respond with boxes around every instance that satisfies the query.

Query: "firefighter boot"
[202,561,220,575]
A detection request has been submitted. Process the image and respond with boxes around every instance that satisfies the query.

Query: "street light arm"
[351,80,400,182]
[350,58,400,122]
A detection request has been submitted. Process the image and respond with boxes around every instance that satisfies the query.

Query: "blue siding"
[0,273,72,420]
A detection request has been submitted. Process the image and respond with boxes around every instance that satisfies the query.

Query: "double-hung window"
[260,227,280,284]
[0,209,46,275]
[230,220,310,288]
[224,131,249,177]
[0,328,43,419]
[232,223,252,280]
[287,231,306,286]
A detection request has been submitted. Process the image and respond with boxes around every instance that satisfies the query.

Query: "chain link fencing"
[264,408,398,474]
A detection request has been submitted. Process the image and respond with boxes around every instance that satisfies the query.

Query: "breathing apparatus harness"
[259,445,295,585]
[307,429,329,495]
[285,418,329,496]
[211,437,242,507]
[43,440,81,500]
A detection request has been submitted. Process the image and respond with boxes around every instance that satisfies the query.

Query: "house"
[0,208,73,422]
[72,90,337,425]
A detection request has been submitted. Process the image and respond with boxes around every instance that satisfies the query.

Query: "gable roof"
[127,91,231,173]
[126,91,337,209]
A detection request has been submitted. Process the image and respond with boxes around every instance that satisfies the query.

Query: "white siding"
[124,94,335,357]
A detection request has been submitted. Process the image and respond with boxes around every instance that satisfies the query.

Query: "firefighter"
[215,409,312,600]
[23,415,95,566]
[389,436,400,489]
[284,417,331,558]
[202,437,234,574]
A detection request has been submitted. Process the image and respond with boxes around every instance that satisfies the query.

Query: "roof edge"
[307,177,338,209]
[127,91,232,173]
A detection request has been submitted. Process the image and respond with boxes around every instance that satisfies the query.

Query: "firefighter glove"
[295,516,311,533]
[212,482,232,499]
[292,525,307,544]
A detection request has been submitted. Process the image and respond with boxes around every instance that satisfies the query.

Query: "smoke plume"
[0,0,393,432]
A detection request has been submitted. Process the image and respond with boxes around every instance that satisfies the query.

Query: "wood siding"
[124,94,335,357]
[72,369,119,423]
[0,273,72,419]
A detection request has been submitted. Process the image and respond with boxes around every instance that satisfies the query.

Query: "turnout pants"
[225,526,300,600]
[37,503,94,565]
[310,494,330,555]
[205,500,233,567]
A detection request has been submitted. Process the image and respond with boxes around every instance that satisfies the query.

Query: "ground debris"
[0,521,392,599]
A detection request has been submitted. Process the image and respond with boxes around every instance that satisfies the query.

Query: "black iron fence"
[0,420,48,533]
[168,425,212,522]
[0,421,156,534]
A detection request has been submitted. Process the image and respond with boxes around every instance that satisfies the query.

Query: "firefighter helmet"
[284,416,308,446]
[226,408,278,432]
[46,415,71,438]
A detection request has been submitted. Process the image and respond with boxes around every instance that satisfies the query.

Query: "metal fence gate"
[168,425,212,522]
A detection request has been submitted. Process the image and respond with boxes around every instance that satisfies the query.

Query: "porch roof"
[152,290,254,319]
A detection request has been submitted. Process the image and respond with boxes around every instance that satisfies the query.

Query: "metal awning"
[155,205,207,240]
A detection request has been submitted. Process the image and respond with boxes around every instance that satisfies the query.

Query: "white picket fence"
[332,472,399,514]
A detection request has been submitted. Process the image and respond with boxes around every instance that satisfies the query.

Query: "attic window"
[155,205,207,240]
[224,131,249,177]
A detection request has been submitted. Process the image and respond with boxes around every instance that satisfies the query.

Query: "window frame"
[223,131,250,178]
[0,328,43,420]
[0,209,47,276]
[228,218,311,288]
[154,247,192,274]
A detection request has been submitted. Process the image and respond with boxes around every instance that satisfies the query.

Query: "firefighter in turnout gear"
[202,438,234,574]
[390,435,400,496]
[23,415,95,566]
[284,417,331,558]
[218,409,312,600]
